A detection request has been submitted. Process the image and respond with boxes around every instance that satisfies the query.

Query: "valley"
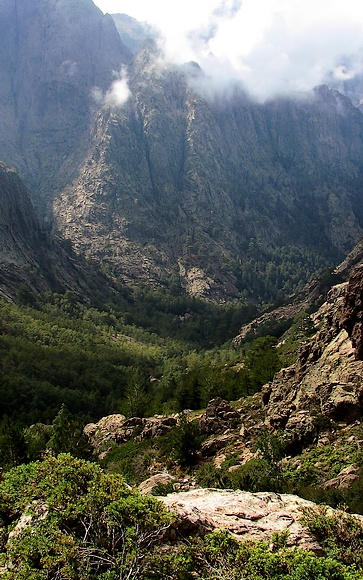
[1,0,363,577]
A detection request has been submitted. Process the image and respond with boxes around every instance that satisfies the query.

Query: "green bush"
[0,454,174,579]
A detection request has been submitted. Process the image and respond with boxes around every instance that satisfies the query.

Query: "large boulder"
[199,398,241,435]
[159,488,362,552]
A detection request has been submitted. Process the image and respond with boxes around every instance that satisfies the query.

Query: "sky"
[93,0,363,101]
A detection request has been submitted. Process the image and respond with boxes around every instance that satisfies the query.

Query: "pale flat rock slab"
[159,488,330,551]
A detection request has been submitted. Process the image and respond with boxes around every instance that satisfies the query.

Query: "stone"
[200,398,241,435]
[201,433,237,457]
[159,488,357,552]
[322,464,360,490]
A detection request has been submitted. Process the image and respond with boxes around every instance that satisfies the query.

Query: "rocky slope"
[262,262,363,452]
[234,237,363,344]
[0,162,106,300]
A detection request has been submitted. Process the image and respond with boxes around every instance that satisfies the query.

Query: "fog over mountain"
[95,0,363,102]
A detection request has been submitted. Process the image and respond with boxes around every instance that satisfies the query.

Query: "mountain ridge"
[0,0,363,302]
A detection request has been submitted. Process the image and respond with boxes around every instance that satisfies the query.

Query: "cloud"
[141,0,363,100]
[105,76,131,107]
[91,68,131,107]
[95,0,363,101]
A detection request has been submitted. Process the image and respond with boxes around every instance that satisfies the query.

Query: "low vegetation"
[1,455,363,579]
[1,286,362,576]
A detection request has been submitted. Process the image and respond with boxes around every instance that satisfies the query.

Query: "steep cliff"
[0,162,103,300]
[0,0,130,212]
[53,50,363,300]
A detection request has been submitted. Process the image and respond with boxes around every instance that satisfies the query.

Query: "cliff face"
[341,265,363,360]
[263,260,363,451]
[0,162,102,300]
[1,1,363,301]
[52,49,363,300]
[0,0,130,212]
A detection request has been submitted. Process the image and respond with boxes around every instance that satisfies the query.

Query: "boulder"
[84,413,178,451]
[199,398,241,435]
[159,488,352,552]
[83,414,127,448]
[322,464,360,490]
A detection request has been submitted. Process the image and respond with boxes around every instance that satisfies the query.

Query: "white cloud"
[94,0,363,101]
[105,76,131,107]
[91,69,131,107]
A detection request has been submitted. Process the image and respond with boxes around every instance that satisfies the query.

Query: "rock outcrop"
[199,398,241,435]
[341,264,363,360]
[234,237,363,345]
[84,413,178,453]
[159,488,363,551]
[263,264,363,451]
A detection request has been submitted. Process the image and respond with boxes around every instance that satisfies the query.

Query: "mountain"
[0,0,130,214]
[111,13,152,53]
[1,0,363,302]
[53,57,363,301]
[0,161,107,300]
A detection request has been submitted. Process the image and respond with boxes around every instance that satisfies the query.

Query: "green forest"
[0,288,274,426]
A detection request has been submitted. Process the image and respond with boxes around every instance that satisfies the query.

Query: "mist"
[95,0,363,101]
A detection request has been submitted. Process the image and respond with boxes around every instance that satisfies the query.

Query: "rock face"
[111,13,152,54]
[0,0,130,212]
[159,488,359,551]
[199,398,241,435]
[53,72,363,301]
[264,264,363,451]
[84,413,178,452]
[0,0,363,301]
[341,264,363,360]
[0,162,96,299]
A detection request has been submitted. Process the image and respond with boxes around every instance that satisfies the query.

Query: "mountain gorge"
[0,0,363,302]
[2,2,363,574]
